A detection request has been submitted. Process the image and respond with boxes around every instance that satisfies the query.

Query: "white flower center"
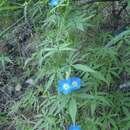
[63,83,70,90]
[72,81,78,87]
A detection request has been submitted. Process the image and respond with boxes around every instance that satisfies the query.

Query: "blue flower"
[69,124,81,130]
[58,77,81,95]
[50,0,58,7]
[70,77,81,91]
[58,79,71,95]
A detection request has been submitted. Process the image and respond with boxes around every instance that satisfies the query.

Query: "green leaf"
[73,64,95,73]
[0,5,22,11]
[92,71,107,83]
[44,74,55,93]
[69,98,77,124]
[128,0,130,7]
[73,64,107,83]
[106,30,130,47]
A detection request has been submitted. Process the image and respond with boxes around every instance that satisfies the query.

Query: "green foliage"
[69,98,77,124]
[0,0,130,130]
[128,0,130,7]
[0,53,12,71]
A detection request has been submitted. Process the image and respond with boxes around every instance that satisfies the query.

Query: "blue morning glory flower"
[70,77,81,91]
[69,124,81,130]
[50,0,59,7]
[58,79,71,95]
[58,77,81,95]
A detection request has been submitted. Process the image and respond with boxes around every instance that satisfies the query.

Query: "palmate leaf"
[67,11,94,32]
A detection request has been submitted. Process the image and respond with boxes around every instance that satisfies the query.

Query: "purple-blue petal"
[70,77,81,91]
[58,79,71,95]
[69,124,81,130]
[50,0,58,6]
[62,88,71,95]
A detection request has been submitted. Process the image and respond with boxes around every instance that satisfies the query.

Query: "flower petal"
[70,77,81,91]
[50,0,58,6]
[58,79,71,95]
[69,124,81,130]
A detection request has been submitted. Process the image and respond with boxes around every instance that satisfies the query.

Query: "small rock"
[25,78,34,85]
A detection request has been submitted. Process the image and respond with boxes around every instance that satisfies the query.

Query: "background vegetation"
[0,0,130,130]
